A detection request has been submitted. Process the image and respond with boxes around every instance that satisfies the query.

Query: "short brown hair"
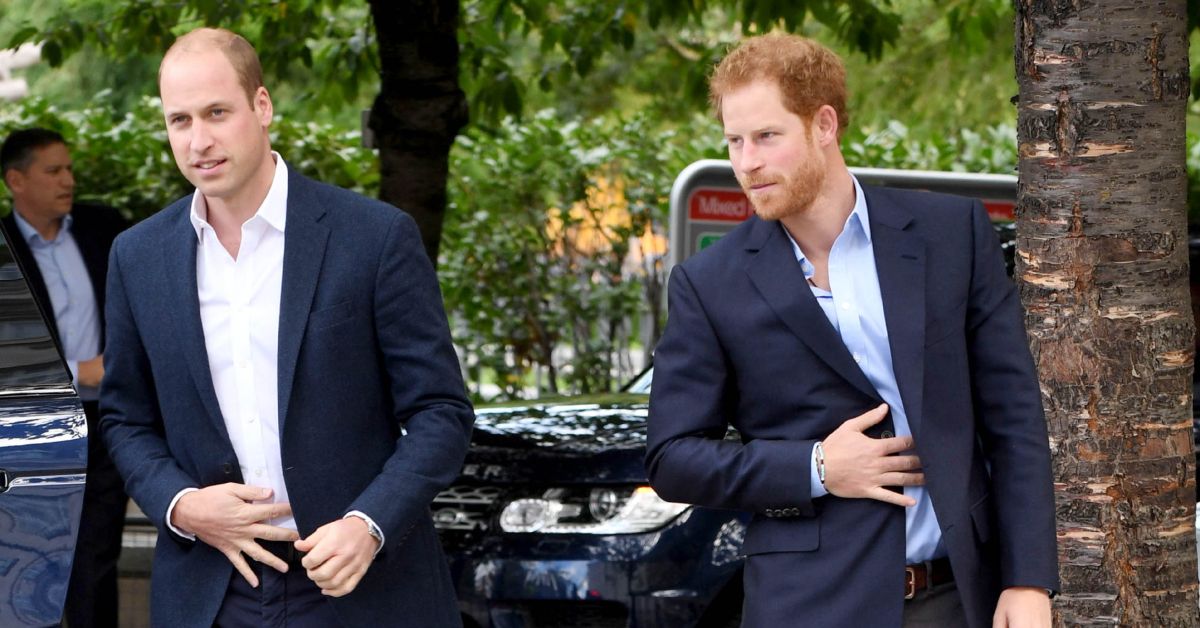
[159,27,264,104]
[709,33,849,136]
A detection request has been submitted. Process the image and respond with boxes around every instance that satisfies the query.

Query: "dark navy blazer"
[100,171,474,627]
[645,185,1058,628]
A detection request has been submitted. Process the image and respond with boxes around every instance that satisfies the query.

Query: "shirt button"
[853,353,863,363]
[255,469,264,477]
[247,415,257,424]
[881,430,895,439]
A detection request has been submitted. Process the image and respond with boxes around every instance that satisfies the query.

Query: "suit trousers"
[902,581,968,628]
[214,549,344,628]
[63,401,128,628]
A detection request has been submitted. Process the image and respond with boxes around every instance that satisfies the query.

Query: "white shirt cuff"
[166,487,201,540]
[66,359,79,385]
[809,443,829,498]
[343,510,385,556]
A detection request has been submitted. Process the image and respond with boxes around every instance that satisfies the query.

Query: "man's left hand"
[993,587,1050,628]
[295,517,381,597]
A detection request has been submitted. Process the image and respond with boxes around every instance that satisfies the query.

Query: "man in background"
[1,128,129,628]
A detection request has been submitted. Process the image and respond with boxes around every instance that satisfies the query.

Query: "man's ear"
[814,105,839,147]
[3,168,23,194]
[254,86,273,129]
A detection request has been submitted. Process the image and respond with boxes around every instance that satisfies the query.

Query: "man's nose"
[739,142,764,174]
[191,121,214,153]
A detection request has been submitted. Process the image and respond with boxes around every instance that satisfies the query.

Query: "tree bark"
[1015,1,1196,625]
[368,0,468,263]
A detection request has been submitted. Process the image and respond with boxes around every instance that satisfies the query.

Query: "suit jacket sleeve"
[99,236,197,540]
[344,212,475,548]
[645,264,817,516]
[965,200,1059,591]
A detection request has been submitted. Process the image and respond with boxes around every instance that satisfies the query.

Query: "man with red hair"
[647,33,1057,627]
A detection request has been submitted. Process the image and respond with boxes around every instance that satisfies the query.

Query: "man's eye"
[210,109,225,117]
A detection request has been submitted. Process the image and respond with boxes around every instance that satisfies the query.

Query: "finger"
[307,551,348,583]
[877,433,916,455]
[323,570,364,598]
[845,404,889,432]
[241,501,295,522]
[228,483,274,502]
[298,529,332,567]
[866,487,917,507]
[240,539,289,574]
[879,471,925,487]
[250,523,302,542]
[228,551,259,588]
[879,455,922,472]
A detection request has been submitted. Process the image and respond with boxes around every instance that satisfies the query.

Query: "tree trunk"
[368,0,468,263]
[1015,1,1197,625]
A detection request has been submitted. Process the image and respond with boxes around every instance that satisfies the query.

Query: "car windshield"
[623,366,653,394]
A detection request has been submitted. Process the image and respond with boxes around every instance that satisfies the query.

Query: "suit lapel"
[276,173,329,431]
[743,217,880,401]
[163,203,231,442]
[865,187,926,435]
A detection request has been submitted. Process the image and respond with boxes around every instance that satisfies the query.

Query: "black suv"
[0,221,87,626]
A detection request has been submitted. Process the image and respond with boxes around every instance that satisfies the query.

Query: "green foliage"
[440,109,722,400]
[5,1,377,119]
[1189,130,1200,224]
[460,0,904,124]
[0,94,187,219]
[0,94,378,219]
[844,120,1018,174]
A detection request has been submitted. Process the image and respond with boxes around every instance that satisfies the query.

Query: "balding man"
[100,28,473,627]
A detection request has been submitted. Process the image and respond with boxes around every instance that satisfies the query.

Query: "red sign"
[688,188,752,223]
[983,200,1015,221]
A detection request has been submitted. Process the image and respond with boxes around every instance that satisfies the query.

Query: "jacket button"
[222,463,234,475]
[880,430,895,439]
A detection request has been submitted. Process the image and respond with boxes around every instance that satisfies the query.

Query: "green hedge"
[0,93,378,220]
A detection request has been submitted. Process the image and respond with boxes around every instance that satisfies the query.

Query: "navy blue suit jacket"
[645,185,1058,628]
[100,171,474,627]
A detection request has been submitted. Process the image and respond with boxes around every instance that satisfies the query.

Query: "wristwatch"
[346,512,385,548]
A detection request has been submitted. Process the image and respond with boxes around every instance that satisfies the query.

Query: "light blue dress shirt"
[13,210,101,400]
[791,176,944,564]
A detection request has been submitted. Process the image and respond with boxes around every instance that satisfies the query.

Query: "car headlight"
[498,486,690,534]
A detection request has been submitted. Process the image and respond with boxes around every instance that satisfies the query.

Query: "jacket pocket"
[741,515,819,555]
[308,301,352,331]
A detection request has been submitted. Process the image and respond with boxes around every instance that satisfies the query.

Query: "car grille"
[432,484,503,550]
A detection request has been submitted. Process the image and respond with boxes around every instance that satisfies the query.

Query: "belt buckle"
[904,566,917,600]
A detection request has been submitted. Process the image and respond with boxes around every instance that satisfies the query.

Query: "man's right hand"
[821,404,924,507]
[77,354,104,388]
[171,483,300,587]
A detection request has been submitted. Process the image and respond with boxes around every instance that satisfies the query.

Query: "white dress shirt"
[165,154,383,547]
[190,152,294,529]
